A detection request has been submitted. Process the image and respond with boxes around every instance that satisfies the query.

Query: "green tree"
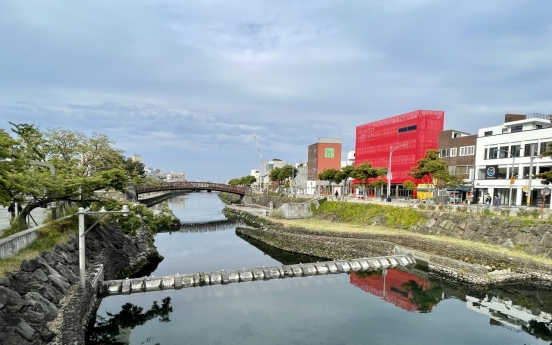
[239,175,256,186]
[340,165,355,196]
[402,180,416,192]
[318,168,341,195]
[350,162,387,197]
[408,150,450,199]
[5,123,130,228]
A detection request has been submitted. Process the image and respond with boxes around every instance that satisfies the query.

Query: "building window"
[459,146,475,156]
[448,166,456,175]
[537,125,543,129]
[484,131,493,136]
[450,148,457,157]
[484,148,488,160]
[510,145,521,157]
[489,147,498,159]
[540,142,550,155]
[499,146,508,158]
[511,125,523,133]
[439,149,448,158]
[398,125,417,133]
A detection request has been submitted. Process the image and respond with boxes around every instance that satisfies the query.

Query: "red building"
[355,110,444,198]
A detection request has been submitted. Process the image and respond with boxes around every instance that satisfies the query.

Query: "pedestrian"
[386,195,391,202]
[484,193,491,209]
[493,195,501,208]
[334,190,339,199]
[7,202,15,219]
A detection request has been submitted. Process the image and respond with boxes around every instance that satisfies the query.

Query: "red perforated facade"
[355,110,444,192]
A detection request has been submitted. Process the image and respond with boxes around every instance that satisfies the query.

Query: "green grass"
[0,216,79,277]
[273,217,552,267]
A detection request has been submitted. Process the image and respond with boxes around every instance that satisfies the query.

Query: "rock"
[32,269,48,282]
[0,331,27,345]
[501,239,515,250]
[25,291,59,321]
[424,219,436,228]
[0,286,24,309]
[0,276,11,287]
[48,274,71,294]
[14,319,35,340]
[539,233,552,248]
[20,259,38,272]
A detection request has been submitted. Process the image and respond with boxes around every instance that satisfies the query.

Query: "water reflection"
[467,294,552,337]
[87,297,173,345]
[350,269,442,313]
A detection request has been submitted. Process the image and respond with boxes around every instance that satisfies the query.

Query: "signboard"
[484,165,499,179]
[324,148,335,158]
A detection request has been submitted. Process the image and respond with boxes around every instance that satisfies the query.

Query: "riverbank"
[0,218,163,344]
[223,205,552,287]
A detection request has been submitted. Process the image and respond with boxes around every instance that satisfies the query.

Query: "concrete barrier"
[0,215,73,259]
[100,254,415,297]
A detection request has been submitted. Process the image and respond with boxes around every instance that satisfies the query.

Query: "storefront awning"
[445,186,472,192]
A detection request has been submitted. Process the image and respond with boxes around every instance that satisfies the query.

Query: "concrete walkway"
[0,206,47,237]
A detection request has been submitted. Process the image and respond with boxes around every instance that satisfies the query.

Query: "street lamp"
[78,205,129,288]
[494,149,516,207]
[388,144,407,199]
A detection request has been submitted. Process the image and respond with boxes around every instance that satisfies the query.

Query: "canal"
[87,192,552,345]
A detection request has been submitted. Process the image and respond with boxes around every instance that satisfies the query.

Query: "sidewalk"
[0,206,47,236]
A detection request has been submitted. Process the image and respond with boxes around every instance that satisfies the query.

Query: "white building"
[474,114,552,207]
[341,151,355,168]
[130,154,142,163]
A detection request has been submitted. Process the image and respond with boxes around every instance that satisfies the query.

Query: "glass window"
[540,142,550,155]
[484,131,493,136]
[477,168,486,179]
[439,149,448,158]
[489,147,498,159]
[459,146,474,156]
[524,144,532,157]
[537,125,543,129]
[498,167,507,179]
[523,166,537,179]
[484,148,488,160]
[499,146,508,158]
[510,145,521,158]
[511,125,523,133]
[450,148,457,157]
[448,166,456,174]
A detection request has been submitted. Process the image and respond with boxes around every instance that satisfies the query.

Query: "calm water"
[88,192,552,345]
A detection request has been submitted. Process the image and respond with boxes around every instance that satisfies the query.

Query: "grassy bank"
[272,217,552,267]
[0,216,79,276]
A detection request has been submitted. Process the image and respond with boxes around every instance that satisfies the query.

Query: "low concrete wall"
[277,198,324,219]
[0,215,72,259]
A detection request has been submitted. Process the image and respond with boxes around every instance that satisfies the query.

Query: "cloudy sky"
[1,1,551,181]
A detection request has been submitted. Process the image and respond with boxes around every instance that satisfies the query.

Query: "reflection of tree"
[352,269,383,279]
[401,280,443,313]
[522,320,552,342]
[87,297,173,345]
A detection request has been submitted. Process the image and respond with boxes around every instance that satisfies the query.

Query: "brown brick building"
[438,130,477,201]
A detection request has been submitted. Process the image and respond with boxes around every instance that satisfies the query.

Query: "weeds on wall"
[312,201,422,229]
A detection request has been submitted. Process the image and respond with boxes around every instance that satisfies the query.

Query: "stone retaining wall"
[225,207,552,286]
[0,222,161,344]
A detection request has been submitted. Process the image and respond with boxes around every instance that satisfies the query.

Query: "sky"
[1,1,551,182]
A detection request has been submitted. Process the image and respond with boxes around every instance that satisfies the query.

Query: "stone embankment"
[223,207,552,287]
[0,221,162,345]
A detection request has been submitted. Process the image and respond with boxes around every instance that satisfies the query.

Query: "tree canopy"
[1,122,141,228]
[407,149,450,185]
[537,143,552,184]
[350,162,387,193]
[228,175,256,186]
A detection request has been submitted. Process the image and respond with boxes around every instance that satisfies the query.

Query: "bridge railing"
[135,181,247,195]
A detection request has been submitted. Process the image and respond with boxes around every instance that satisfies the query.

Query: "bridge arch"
[133,181,247,196]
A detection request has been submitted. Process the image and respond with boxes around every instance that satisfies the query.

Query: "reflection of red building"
[355,110,444,198]
[350,269,432,312]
